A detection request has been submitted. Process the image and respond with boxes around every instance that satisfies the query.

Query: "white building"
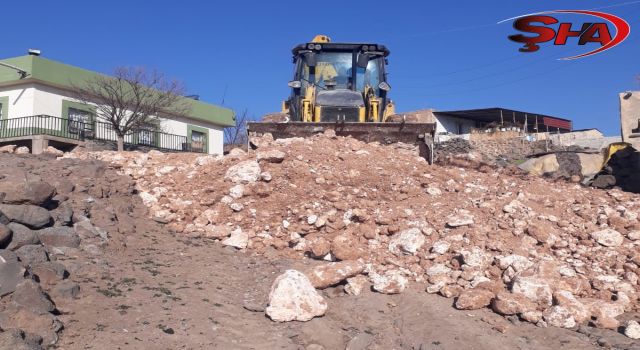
[0,53,234,155]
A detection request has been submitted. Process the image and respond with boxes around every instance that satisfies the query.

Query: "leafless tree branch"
[224,109,248,145]
[72,66,190,151]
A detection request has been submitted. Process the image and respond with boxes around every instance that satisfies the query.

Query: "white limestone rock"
[590,228,624,247]
[265,270,327,322]
[225,160,261,184]
[388,228,425,256]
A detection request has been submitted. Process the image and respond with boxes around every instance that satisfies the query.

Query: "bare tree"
[224,109,249,145]
[73,67,188,151]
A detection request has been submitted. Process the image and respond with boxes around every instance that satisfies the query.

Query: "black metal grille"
[0,115,207,153]
[320,106,360,122]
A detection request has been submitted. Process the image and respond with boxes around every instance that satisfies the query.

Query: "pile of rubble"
[65,131,640,338]
[0,153,142,349]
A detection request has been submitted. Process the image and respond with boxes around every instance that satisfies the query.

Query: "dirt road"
[56,223,608,350]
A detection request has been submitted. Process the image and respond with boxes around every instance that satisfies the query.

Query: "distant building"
[0,53,234,154]
[432,108,572,136]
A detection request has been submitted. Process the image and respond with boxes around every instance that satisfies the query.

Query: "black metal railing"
[0,115,207,153]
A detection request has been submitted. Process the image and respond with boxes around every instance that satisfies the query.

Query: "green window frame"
[0,96,8,120]
[187,125,208,153]
[133,120,161,147]
[61,100,96,137]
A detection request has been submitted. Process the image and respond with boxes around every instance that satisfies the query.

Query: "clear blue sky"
[3,0,639,135]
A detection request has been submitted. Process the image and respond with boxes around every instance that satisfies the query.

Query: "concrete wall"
[433,114,477,135]
[31,84,67,117]
[620,92,640,149]
[0,82,225,155]
[547,129,604,146]
[0,83,36,118]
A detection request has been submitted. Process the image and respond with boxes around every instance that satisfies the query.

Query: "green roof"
[0,55,235,127]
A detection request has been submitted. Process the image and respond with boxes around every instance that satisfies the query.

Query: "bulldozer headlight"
[307,44,315,49]
[314,44,322,50]
[378,82,391,92]
[288,80,302,89]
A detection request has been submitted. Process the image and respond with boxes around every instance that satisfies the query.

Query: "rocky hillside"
[0,152,148,348]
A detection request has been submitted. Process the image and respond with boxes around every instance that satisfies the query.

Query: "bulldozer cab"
[286,36,391,122]
[297,49,383,93]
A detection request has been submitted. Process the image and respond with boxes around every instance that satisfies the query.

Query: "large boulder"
[224,160,261,184]
[14,245,49,267]
[37,227,80,248]
[553,290,590,323]
[6,223,40,250]
[14,146,29,155]
[44,146,63,157]
[542,306,576,329]
[330,233,365,261]
[0,145,16,154]
[265,270,327,322]
[584,299,625,329]
[50,280,80,300]
[50,203,73,227]
[0,329,43,350]
[11,280,55,315]
[221,228,248,249]
[0,250,26,296]
[388,228,425,256]
[590,228,624,247]
[30,262,67,286]
[455,289,495,310]
[491,292,537,315]
[0,205,51,229]
[0,305,62,346]
[0,181,56,206]
[624,320,640,339]
[345,275,369,296]
[370,270,408,294]
[446,211,474,227]
[306,261,364,289]
[0,223,11,247]
[510,276,553,307]
[577,153,607,178]
[256,149,286,164]
[518,154,560,176]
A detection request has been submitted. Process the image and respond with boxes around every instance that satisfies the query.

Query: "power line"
[590,0,640,10]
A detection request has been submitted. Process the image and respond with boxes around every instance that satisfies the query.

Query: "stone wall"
[435,134,552,164]
[81,139,186,154]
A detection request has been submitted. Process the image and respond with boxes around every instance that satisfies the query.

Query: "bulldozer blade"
[247,121,436,164]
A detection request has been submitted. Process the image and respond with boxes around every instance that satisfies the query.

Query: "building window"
[138,123,156,146]
[68,108,94,136]
[187,125,209,153]
[191,130,206,152]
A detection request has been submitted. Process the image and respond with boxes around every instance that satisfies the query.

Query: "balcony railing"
[0,115,207,153]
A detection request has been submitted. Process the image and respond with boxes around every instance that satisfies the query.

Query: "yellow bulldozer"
[247,35,436,162]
